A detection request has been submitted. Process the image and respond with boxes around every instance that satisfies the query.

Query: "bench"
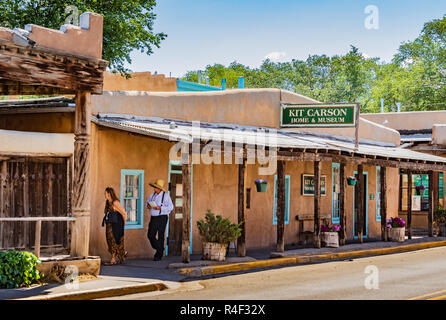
[296,214,331,245]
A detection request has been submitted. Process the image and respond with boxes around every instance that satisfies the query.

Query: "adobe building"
[362,111,446,230]
[1,13,445,263]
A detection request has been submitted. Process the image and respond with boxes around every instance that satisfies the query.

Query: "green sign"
[281,104,357,127]
[302,174,326,196]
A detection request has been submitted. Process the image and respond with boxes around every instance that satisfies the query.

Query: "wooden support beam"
[181,159,191,263]
[357,165,364,243]
[339,163,346,246]
[34,220,41,258]
[70,91,91,258]
[428,170,434,237]
[237,157,247,257]
[380,167,388,241]
[407,170,412,240]
[433,171,440,216]
[276,160,286,252]
[313,161,321,249]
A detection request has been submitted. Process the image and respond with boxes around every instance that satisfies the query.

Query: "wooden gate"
[0,157,72,254]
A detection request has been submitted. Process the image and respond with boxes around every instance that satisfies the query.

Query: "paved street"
[104,246,446,300]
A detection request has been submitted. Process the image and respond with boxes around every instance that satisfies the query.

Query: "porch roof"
[94,113,446,169]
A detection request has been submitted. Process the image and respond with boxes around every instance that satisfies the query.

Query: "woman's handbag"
[106,211,119,224]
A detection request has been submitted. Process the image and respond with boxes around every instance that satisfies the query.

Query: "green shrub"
[434,205,446,224]
[197,210,243,244]
[0,250,42,289]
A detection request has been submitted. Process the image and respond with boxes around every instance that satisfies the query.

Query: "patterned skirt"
[106,222,125,262]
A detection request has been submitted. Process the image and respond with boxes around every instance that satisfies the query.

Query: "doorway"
[353,171,368,239]
[166,161,193,256]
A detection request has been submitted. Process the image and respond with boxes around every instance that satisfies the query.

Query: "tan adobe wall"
[91,89,399,145]
[89,124,401,258]
[362,111,446,131]
[103,72,177,92]
[433,125,446,145]
[0,113,74,133]
[0,12,103,59]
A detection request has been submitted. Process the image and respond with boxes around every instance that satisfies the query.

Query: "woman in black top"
[103,187,127,265]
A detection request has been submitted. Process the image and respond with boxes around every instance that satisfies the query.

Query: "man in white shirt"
[146,179,174,261]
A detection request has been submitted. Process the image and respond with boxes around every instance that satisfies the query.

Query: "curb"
[16,281,167,300]
[178,240,446,278]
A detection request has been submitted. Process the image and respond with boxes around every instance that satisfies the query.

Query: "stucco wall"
[433,125,446,145]
[0,113,74,133]
[103,72,177,92]
[89,125,401,259]
[92,90,399,145]
[362,111,446,131]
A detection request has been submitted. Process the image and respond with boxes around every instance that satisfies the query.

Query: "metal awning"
[93,113,446,166]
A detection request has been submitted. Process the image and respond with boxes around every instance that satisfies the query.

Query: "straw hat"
[149,179,167,192]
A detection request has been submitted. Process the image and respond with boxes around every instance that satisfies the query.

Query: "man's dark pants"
[148,215,168,258]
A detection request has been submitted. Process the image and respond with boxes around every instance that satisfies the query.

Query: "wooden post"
[428,170,434,237]
[355,103,360,149]
[407,171,412,240]
[181,149,191,263]
[313,161,321,248]
[433,171,439,215]
[70,91,91,258]
[237,157,247,257]
[34,220,41,258]
[339,163,346,246]
[357,165,364,243]
[380,167,388,241]
[276,160,286,252]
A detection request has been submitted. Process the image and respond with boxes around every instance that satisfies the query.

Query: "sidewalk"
[2,236,446,300]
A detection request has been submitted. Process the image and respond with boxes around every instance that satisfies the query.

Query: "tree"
[0,0,167,74]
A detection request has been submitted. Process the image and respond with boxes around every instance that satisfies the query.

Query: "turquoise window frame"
[120,169,144,230]
[353,171,368,239]
[273,175,290,225]
[376,166,381,222]
[331,163,341,224]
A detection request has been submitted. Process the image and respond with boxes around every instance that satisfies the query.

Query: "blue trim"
[332,163,341,224]
[376,166,381,222]
[273,175,290,225]
[353,171,368,239]
[177,79,223,92]
[121,169,144,230]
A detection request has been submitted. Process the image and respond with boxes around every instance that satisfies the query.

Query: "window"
[273,175,290,225]
[332,163,340,223]
[400,174,429,211]
[121,169,144,229]
[376,166,381,221]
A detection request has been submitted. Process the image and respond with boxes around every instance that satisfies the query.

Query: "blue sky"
[125,0,446,78]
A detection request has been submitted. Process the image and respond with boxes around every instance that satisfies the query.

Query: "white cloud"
[264,51,287,61]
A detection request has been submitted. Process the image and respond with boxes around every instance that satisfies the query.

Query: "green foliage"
[434,205,446,224]
[197,210,243,244]
[0,0,166,74]
[0,250,42,289]
[181,15,446,113]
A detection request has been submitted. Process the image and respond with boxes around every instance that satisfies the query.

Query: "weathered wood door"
[0,157,71,254]
[167,170,183,256]
[354,172,368,238]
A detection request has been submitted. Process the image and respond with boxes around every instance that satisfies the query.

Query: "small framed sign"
[302,174,326,196]
[281,104,357,128]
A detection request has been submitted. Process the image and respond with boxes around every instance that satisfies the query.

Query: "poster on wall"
[302,174,326,196]
[412,195,421,211]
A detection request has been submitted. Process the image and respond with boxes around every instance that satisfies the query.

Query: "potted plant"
[255,179,269,192]
[197,210,243,261]
[434,206,446,237]
[320,224,341,248]
[347,176,357,186]
[415,185,426,196]
[387,217,406,242]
